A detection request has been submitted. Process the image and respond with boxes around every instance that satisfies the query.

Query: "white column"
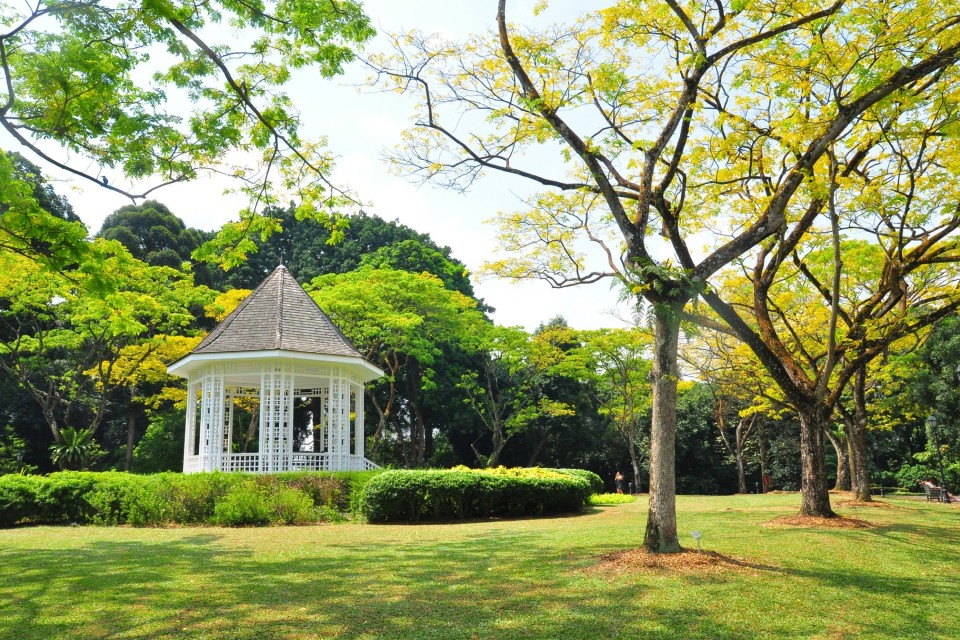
[199,372,226,472]
[224,387,235,471]
[259,365,294,473]
[183,380,199,473]
[353,381,365,465]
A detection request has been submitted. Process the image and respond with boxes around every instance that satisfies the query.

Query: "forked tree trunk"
[734,449,748,494]
[643,303,682,553]
[848,367,873,501]
[797,404,836,517]
[825,429,850,491]
[758,421,769,493]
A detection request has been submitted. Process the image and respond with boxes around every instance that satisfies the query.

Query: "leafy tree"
[372,0,960,550]
[98,201,217,287]
[0,150,91,275]
[360,239,475,298]
[92,335,203,470]
[307,266,486,466]
[0,246,213,452]
[132,411,186,474]
[4,152,80,223]
[563,328,653,489]
[1,1,374,267]
[458,324,574,467]
[0,424,35,474]
[904,314,960,487]
[221,208,474,294]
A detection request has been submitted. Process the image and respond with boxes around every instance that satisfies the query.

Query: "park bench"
[923,484,944,501]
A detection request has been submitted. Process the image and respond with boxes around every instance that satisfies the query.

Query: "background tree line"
[1,154,957,499]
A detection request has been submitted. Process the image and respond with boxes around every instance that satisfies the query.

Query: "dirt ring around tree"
[835,499,896,509]
[588,548,780,577]
[763,514,875,529]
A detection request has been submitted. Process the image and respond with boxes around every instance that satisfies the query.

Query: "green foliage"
[98,201,217,286]
[0,474,39,526]
[358,467,590,523]
[49,427,105,471]
[131,412,185,473]
[212,481,315,526]
[0,470,380,527]
[360,239,475,297]
[0,150,91,274]
[0,425,33,474]
[550,468,604,494]
[589,493,636,505]
[2,2,375,268]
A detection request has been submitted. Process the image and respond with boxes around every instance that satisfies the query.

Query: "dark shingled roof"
[191,265,362,358]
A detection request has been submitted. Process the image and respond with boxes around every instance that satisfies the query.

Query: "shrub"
[359,468,590,523]
[550,468,604,494]
[590,493,636,506]
[0,470,379,528]
[0,474,41,527]
[213,482,274,526]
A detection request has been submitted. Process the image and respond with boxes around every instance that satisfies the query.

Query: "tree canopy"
[1,0,374,267]
[371,0,960,551]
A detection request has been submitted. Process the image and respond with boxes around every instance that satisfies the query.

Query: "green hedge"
[551,468,604,494]
[359,468,591,523]
[0,470,381,527]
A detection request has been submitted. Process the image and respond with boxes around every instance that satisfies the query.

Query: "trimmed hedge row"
[553,468,604,494]
[0,471,380,527]
[359,468,592,523]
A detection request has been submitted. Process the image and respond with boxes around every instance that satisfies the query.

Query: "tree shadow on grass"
[0,527,797,640]
[1,520,957,640]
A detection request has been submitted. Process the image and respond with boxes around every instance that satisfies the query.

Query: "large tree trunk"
[825,429,850,491]
[797,403,836,517]
[406,364,427,467]
[758,419,769,493]
[643,303,682,553]
[848,367,873,501]
[626,430,642,494]
[487,424,508,467]
[734,449,748,494]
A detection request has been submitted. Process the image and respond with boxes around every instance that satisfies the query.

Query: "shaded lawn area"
[1,494,958,639]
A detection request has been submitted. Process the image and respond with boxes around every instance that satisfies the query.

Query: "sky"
[7,0,634,331]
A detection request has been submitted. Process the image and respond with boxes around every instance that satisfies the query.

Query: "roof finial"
[279,250,285,268]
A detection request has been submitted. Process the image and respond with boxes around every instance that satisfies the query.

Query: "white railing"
[183,453,380,473]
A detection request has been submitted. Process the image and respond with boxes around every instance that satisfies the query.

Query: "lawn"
[1,493,957,640]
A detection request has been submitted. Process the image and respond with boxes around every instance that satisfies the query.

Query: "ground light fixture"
[926,415,949,503]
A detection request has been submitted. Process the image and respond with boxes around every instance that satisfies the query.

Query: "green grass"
[1,494,958,639]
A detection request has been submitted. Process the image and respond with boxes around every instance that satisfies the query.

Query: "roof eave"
[167,350,384,382]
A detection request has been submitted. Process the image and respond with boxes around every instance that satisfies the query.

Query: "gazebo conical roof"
[168,265,381,381]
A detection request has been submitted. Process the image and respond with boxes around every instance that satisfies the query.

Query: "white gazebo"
[167,265,383,473]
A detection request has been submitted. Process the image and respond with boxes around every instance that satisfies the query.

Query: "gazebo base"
[184,453,380,474]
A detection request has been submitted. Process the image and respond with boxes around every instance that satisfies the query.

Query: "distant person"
[615,471,625,494]
[762,473,772,494]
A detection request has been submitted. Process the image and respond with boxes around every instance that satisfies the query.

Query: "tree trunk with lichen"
[797,403,836,517]
[848,367,873,501]
[643,302,682,553]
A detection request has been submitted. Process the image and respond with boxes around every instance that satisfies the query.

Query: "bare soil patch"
[589,548,780,577]
[764,515,874,529]
[835,499,894,509]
